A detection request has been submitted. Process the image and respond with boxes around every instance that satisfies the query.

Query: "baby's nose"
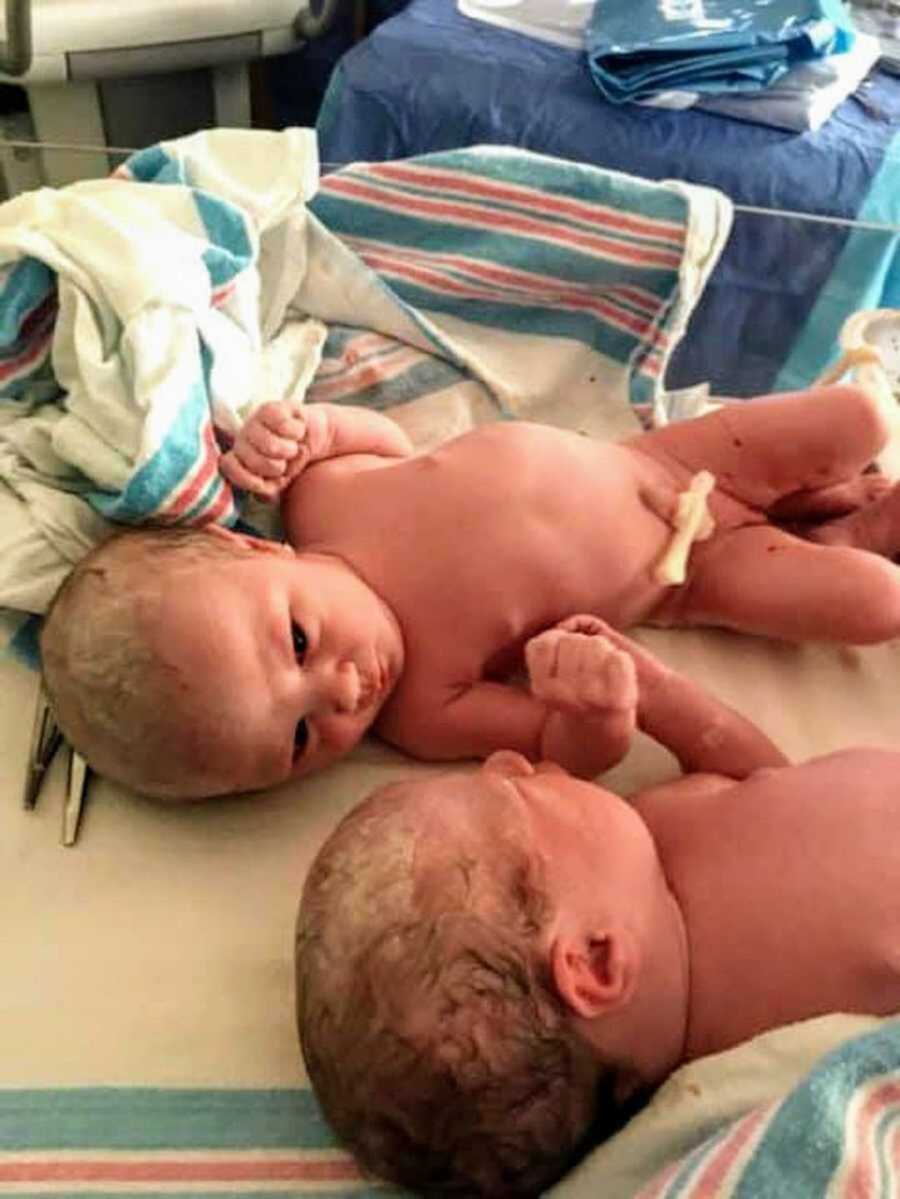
[317,660,360,714]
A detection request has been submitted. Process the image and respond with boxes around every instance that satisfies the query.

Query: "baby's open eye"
[291,622,308,662]
[294,719,309,758]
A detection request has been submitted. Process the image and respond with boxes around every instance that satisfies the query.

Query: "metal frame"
[0,0,31,77]
[294,0,343,39]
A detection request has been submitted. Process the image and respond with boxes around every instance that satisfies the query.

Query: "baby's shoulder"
[281,454,394,540]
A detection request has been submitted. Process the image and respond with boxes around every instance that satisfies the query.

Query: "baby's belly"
[352,429,686,645]
[533,532,666,629]
[455,516,670,644]
[494,459,678,629]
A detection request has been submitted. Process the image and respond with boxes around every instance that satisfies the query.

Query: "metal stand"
[27,81,109,187]
[211,61,253,128]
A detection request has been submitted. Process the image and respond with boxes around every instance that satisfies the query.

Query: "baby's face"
[148,541,405,794]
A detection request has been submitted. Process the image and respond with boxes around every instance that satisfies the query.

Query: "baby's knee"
[823,384,891,459]
[837,558,900,643]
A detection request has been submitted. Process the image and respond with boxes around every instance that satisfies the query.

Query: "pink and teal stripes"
[0,1148,365,1193]
[0,1089,396,1197]
[638,1021,900,1199]
[312,150,691,402]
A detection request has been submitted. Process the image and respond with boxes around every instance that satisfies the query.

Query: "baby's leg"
[633,386,887,511]
[659,524,900,644]
[805,481,900,558]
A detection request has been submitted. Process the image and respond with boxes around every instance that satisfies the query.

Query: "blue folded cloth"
[586,0,855,104]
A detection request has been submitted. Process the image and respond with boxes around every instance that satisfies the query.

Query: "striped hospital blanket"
[308,152,715,407]
[0,1088,397,1197]
[4,1023,899,1196]
[639,1020,900,1199]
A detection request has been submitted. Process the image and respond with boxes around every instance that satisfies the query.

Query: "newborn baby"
[296,731,900,1196]
[41,383,900,798]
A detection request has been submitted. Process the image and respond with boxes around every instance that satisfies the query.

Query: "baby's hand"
[526,615,638,716]
[220,402,329,500]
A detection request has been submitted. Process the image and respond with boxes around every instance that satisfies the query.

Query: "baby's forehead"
[147,546,273,609]
[420,767,523,819]
[410,770,532,873]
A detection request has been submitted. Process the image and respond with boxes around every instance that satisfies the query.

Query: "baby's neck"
[583,878,690,1099]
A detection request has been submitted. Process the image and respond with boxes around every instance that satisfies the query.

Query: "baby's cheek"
[317,715,372,764]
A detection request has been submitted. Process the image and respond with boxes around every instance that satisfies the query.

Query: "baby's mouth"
[359,657,392,712]
[354,668,380,713]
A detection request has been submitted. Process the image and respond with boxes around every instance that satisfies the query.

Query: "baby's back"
[639,749,900,1058]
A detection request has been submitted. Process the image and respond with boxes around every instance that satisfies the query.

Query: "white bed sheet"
[3,383,900,1189]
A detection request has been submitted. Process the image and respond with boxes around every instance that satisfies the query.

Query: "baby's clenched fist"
[220,401,330,500]
[526,621,638,716]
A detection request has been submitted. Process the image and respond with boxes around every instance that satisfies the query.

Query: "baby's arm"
[529,617,787,778]
[525,620,639,777]
[384,619,785,778]
[220,401,414,499]
[379,626,637,775]
[383,675,629,778]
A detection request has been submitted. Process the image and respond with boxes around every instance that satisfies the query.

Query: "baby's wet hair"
[40,524,264,799]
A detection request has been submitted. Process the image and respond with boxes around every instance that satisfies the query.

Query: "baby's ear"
[550,928,637,1020]
[203,525,293,556]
